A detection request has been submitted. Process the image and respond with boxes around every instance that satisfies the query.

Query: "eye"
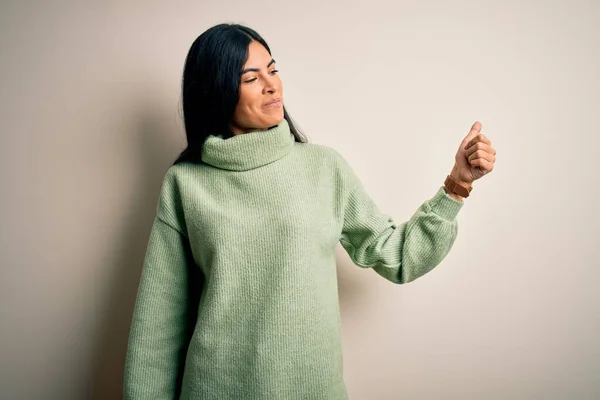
[243,69,278,84]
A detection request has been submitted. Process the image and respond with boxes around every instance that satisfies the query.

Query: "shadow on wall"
[86,99,183,399]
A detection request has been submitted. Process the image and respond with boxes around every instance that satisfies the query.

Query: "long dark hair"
[173,23,307,165]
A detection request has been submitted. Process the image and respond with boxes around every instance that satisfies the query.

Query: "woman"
[124,23,496,399]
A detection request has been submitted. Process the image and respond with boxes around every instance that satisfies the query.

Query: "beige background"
[1,0,599,399]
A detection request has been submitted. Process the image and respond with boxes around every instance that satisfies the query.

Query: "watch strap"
[444,174,472,198]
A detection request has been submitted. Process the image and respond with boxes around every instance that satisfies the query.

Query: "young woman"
[124,23,496,400]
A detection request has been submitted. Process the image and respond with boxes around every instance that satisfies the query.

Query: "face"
[231,40,284,135]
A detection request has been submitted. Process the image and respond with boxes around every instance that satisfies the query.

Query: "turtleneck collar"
[201,119,295,171]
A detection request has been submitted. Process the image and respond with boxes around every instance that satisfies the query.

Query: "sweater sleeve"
[124,172,203,399]
[336,154,464,284]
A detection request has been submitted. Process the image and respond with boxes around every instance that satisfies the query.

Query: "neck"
[231,123,279,136]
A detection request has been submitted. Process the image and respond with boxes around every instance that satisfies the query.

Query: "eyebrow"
[241,59,276,74]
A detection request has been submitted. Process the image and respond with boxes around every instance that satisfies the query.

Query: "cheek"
[233,96,249,123]
[235,88,262,119]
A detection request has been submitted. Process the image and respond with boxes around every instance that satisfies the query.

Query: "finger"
[461,121,482,150]
[470,158,494,173]
[468,149,496,164]
[466,142,494,158]
[466,133,492,149]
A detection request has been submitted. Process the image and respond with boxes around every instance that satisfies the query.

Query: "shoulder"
[295,141,361,190]
[295,141,353,169]
[154,163,202,234]
[157,163,191,204]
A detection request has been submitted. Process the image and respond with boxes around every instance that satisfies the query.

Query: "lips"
[263,99,282,107]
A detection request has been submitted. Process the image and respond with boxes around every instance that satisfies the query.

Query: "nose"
[263,74,279,94]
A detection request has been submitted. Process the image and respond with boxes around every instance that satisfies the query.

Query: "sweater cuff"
[425,186,464,221]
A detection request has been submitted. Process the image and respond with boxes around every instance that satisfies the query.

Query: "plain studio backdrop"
[1,0,598,399]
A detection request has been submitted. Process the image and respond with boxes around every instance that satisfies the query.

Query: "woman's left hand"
[451,121,496,186]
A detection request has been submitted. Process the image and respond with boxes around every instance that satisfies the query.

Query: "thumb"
[461,121,482,150]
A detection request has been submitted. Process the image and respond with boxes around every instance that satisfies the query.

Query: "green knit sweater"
[124,119,464,399]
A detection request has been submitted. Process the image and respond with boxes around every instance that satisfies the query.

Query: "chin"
[273,112,285,124]
[241,114,284,132]
[262,115,284,129]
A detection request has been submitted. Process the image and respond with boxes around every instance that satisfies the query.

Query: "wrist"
[450,166,473,188]
[445,167,473,201]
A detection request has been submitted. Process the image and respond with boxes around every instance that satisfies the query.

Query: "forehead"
[244,41,272,66]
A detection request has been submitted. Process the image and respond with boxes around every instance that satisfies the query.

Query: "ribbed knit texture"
[124,119,464,399]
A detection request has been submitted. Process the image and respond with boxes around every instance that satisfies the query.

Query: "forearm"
[340,185,463,284]
[389,189,461,283]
